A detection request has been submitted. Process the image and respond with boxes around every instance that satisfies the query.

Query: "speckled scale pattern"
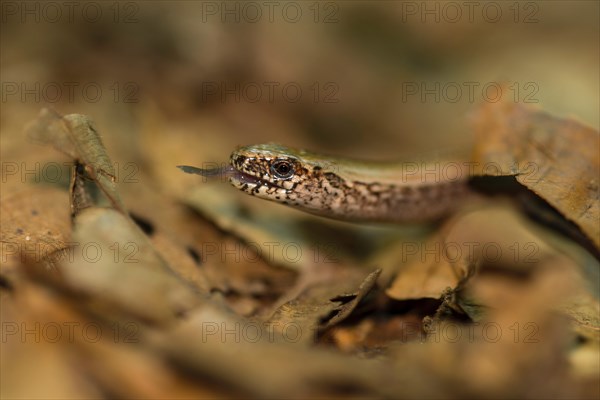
[227,144,470,223]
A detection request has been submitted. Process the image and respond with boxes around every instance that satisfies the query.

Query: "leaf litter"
[1,103,599,399]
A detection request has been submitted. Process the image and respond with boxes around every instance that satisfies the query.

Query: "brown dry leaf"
[124,179,299,315]
[267,267,381,345]
[446,205,599,337]
[147,231,211,295]
[384,231,468,301]
[472,101,600,248]
[25,108,126,213]
[442,204,555,269]
[18,110,206,323]
[386,256,596,399]
[0,284,103,399]
[322,268,381,329]
[558,292,600,342]
[119,172,300,316]
[385,203,599,336]
[326,314,425,354]
[0,187,71,278]
[147,304,434,399]
[453,265,582,394]
[59,207,202,324]
[117,182,213,296]
[2,280,222,400]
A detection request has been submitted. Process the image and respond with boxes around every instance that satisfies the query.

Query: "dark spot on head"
[234,155,247,166]
[129,212,155,236]
[324,172,344,189]
[16,228,23,235]
[31,210,38,216]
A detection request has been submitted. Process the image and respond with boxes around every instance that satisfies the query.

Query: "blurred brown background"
[2,1,598,168]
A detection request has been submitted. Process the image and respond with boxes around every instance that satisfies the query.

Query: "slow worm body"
[178,143,472,223]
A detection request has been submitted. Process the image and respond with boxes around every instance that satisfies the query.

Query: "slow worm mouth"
[177,164,274,188]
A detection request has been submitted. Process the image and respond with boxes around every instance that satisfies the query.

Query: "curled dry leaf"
[386,204,599,338]
[25,108,126,213]
[384,230,468,301]
[266,268,382,345]
[471,101,600,249]
[322,268,381,329]
[19,110,206,323]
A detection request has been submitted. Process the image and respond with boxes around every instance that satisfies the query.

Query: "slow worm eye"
[271,160,295,179]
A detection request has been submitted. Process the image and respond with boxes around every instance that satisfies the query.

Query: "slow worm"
[178,143,472,223]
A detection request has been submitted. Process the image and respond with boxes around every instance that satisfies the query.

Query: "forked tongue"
[177,164,237,179]
[177,164,260,184]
